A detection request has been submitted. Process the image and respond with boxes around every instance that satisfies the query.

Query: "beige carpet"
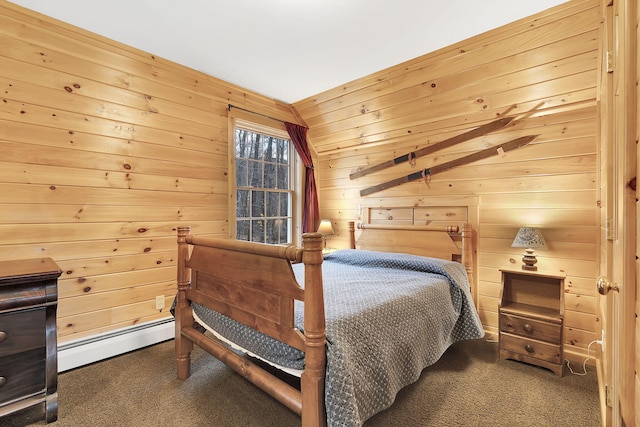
[3,337,601,426]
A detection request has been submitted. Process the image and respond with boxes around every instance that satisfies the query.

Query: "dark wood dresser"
[499,267,565,376]
[0,258,61,423]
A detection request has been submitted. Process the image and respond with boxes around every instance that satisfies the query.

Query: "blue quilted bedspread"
[192,249,484,426]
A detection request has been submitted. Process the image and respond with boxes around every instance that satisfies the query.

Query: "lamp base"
[521,248,538,271]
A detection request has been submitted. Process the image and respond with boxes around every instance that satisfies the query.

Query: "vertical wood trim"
[635,0,640,422]
[228,115,238,240]
[617,0,638,423]
[596,0,615,423]
[598,0,638,425]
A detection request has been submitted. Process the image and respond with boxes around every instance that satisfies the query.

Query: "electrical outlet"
[155,295,165,310]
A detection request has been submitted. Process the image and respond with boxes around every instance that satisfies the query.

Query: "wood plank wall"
[292,0,601,362]
[0,2,298,344]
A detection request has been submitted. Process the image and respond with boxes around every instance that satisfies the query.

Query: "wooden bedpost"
[300,232,327,427]
[176,226,194,380]
[461,223,475,298]
[348,221,356,249]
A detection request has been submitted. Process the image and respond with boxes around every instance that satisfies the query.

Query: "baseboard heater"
[57,318,175,372]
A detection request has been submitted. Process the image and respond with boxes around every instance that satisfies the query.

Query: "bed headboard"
[347,219,475,295]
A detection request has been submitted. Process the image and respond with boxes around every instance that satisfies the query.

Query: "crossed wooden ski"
[350,102,544,181]
[359,134,538,196]
[350,116,515,180]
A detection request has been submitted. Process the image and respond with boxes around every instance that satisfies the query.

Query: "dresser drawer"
[0,308,46,358]
[0,348,46,404]
[500,332,562,364]
[499,313,561,343]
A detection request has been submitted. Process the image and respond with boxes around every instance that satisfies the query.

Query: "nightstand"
[498,267,565,376]
[0,258,61,423]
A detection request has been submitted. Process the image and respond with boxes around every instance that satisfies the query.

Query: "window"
[229,113,300,245]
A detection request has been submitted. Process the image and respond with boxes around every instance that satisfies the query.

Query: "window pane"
[266,192,279,217]
[249,133,263,160]
[278,139,289,164]
[264,163,276,189]
[235,129,249,158]
[248,160,263,187]
[279,193,289,217]
[251,219,265,243]
[251,190,265,218]
[280,218,289,242]
[236,159,248,187]
[236,220,250,241]
[264,136,277,162]
[266,219,279,244]
[277,164,288,190]
[236,189,249,218]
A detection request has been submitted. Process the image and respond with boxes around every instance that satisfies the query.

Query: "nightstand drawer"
[500,332,562,364]
[499,313,561,343]
[0,348,46,403]
[0,308,46,358]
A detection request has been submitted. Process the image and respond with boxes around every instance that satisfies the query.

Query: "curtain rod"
[228,104,286,124]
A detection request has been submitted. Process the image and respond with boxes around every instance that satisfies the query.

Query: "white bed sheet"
[192,309,304,378]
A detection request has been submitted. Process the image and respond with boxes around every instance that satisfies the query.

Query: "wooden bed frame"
[175,221,473,427]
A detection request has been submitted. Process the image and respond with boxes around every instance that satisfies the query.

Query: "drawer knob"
[0,331,6,343]
[0,377,6,388]
[522,324,534,334]
[524,344,535,353]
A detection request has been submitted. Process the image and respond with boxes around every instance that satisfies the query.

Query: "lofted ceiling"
[10,0,567,104]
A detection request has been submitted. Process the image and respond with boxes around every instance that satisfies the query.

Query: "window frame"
[228,110,303,246]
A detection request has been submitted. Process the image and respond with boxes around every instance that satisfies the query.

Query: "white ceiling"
[11,0,567,104]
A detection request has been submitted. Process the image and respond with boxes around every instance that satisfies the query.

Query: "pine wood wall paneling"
[294,0,601,363]
[0,5,294,121]
[58,292,177,340]
[298,4,599,153]
[58,252,178,286]
[319,105,597,173]
[57,281,177,340]
[316,104,597,202]
[0,205,222,224]
[0,236,178,268]
[302,43,597,138]
[294,0,598,114]
[0,2,298,343]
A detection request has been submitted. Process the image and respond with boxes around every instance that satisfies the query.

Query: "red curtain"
[285,122,319,233]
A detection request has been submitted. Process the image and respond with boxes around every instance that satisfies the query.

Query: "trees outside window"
[234,127,293,244]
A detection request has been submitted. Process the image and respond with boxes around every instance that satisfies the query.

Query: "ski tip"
[515,134,540,143]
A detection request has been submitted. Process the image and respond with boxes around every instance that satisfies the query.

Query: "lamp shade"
[317,220,334,236]
[511,227,547,250]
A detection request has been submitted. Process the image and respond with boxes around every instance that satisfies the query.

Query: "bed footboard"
[175,226,327,427]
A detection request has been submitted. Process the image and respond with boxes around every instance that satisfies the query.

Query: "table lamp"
[317,219,334,249]
[511,227,547,271]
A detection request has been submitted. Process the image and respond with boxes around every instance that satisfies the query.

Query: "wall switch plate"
[155,295,165,310]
